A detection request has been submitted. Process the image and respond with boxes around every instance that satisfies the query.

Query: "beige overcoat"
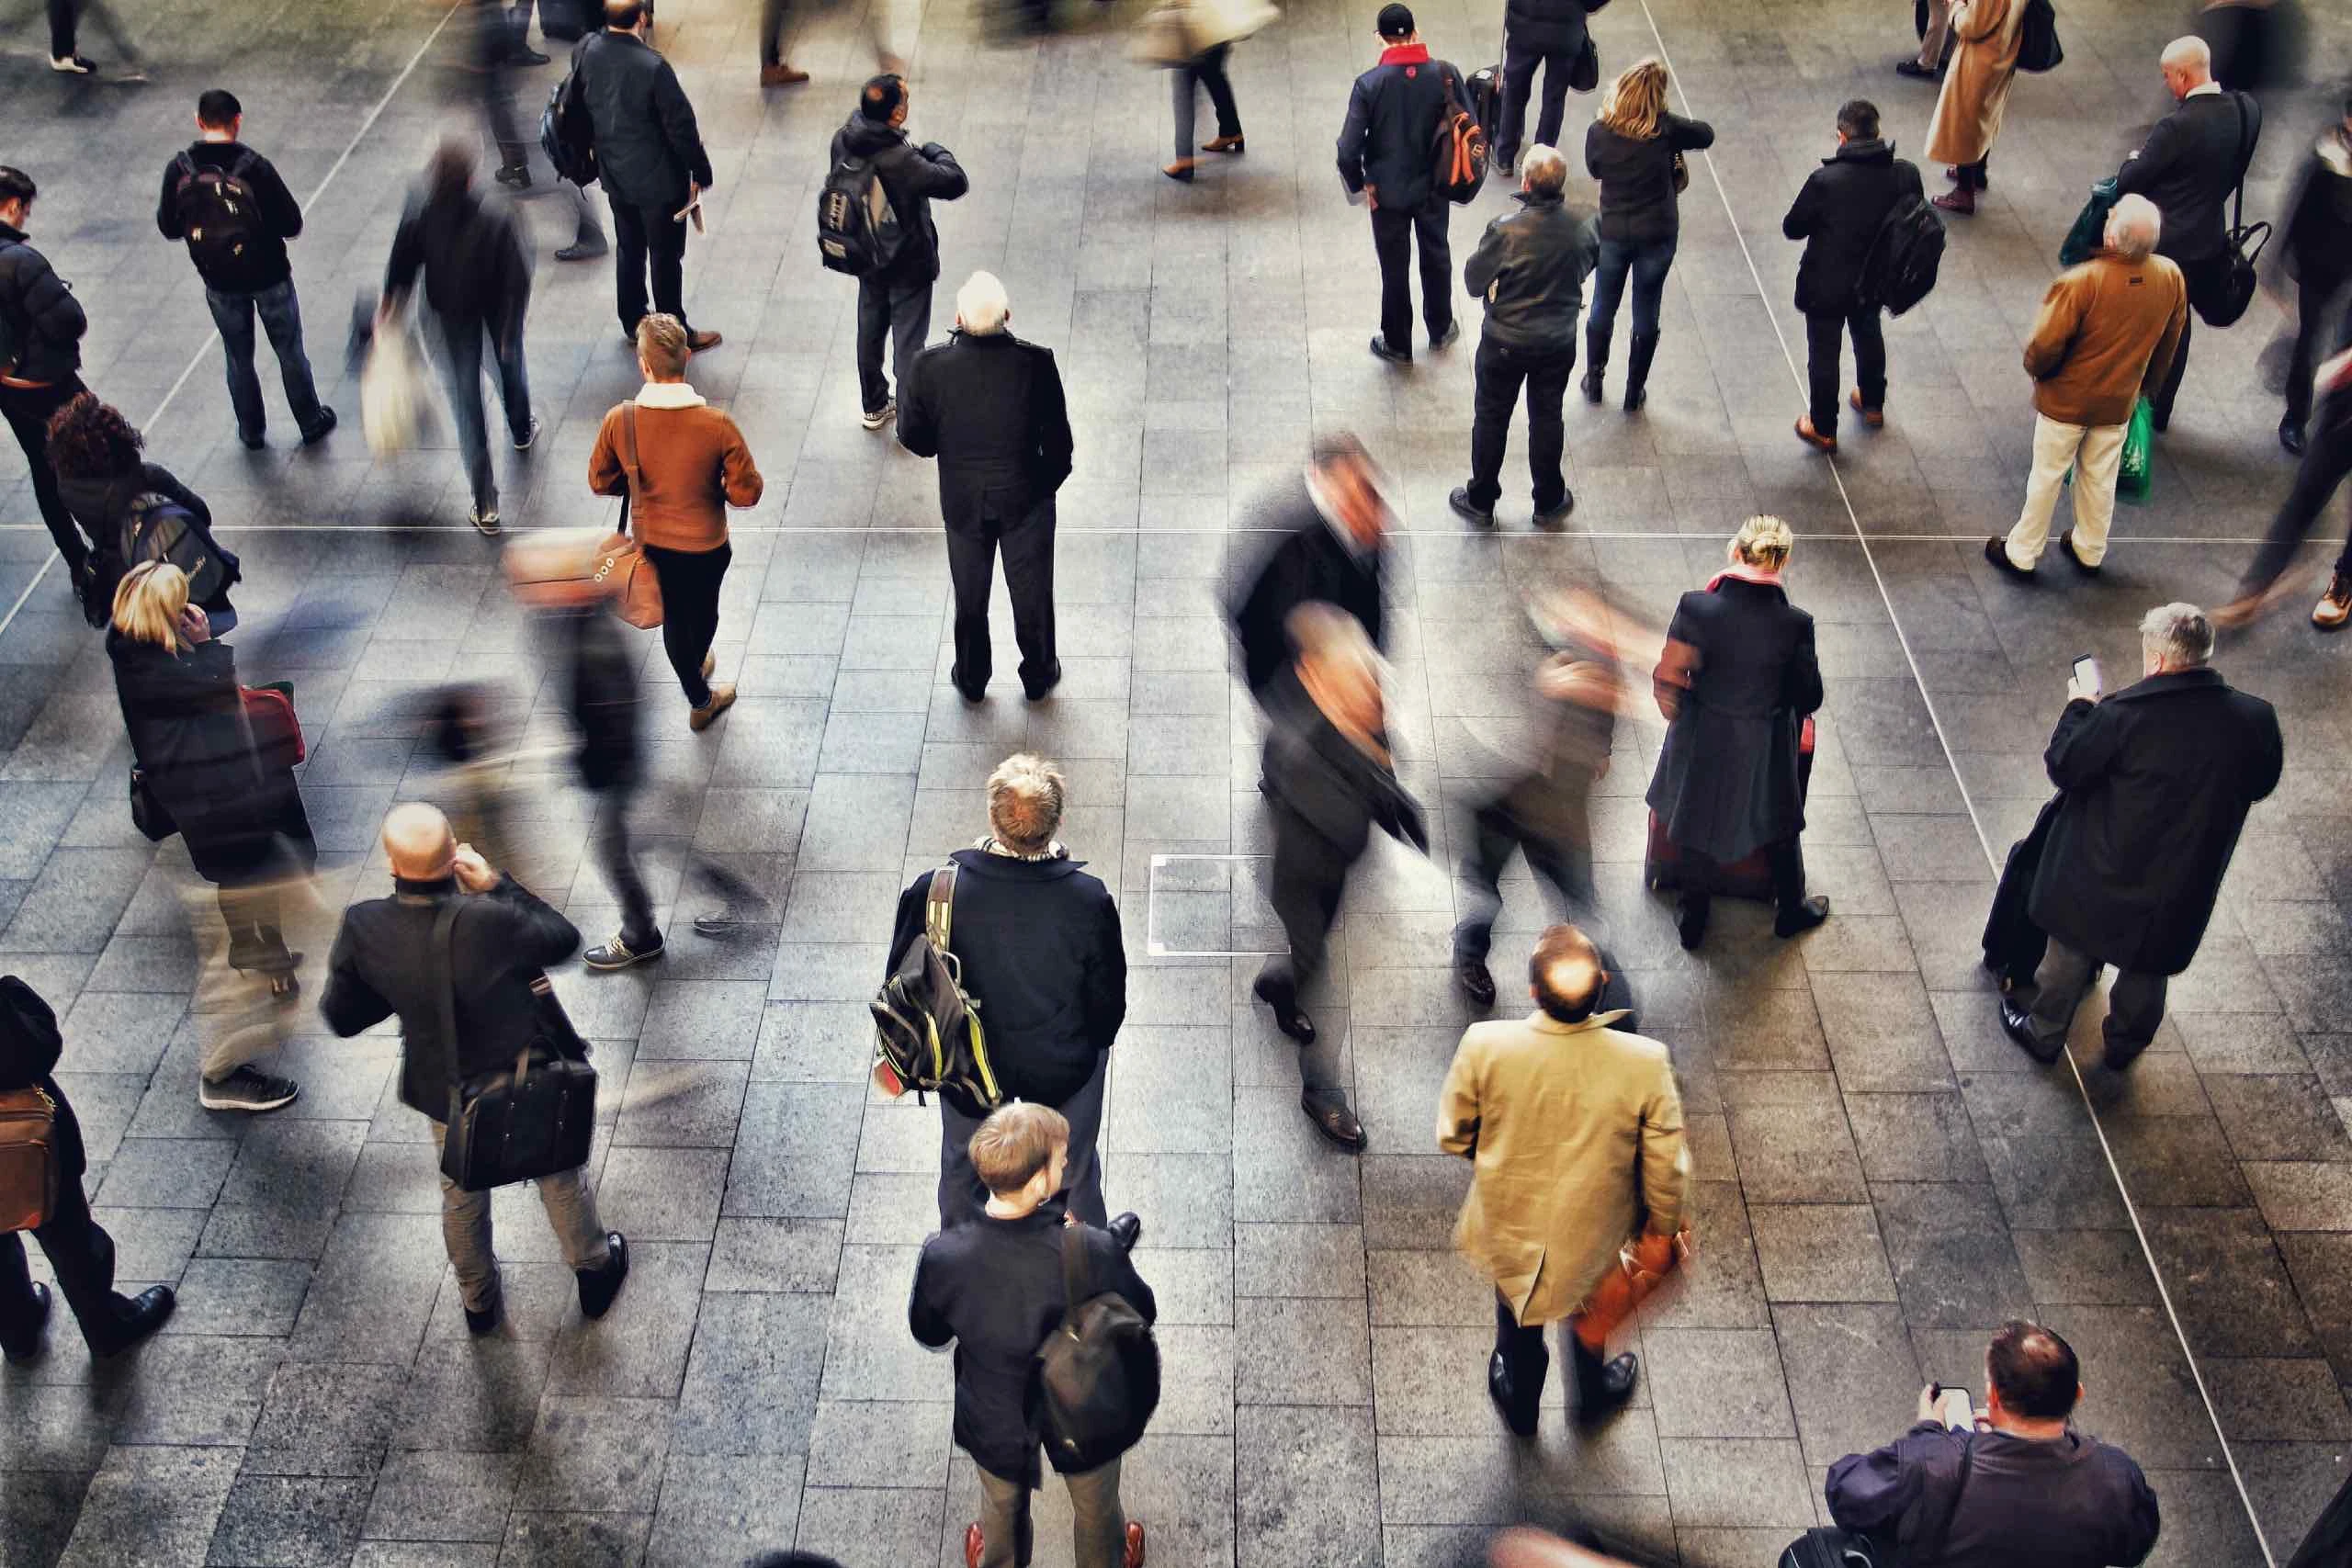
[1926,0,2025,167]
[1437,1010,1689,1326]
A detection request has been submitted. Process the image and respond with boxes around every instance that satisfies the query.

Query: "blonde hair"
[112,560,191,649]
[968,1102,1069,1196]
[636,312,690,378]
[987,752,1067,853]
[1730,515,1795,572]
[1598,59,1669,141]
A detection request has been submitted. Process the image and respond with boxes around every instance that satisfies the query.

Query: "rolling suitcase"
[1645,718,1815,900]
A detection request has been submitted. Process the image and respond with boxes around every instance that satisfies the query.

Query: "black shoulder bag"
[2203,92,2270,329]
[433,897,600,1192]
[1778,1432,1975,1568]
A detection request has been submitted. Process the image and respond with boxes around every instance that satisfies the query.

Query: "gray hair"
[956,271,1011,336]
[1520,144,1567,197]
[2104,194,2162,260]
[2160,35,2211,75]
[2140,602,2213,669]
[986,752,1065,852]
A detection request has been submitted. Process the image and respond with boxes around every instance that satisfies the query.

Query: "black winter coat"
[0,976,83,1183]
[1503,0,1602,58]
[550,604,640,795]
[897,332,1072,535]
[1229,494,1386,696]
[1587,113,1713,243]
[155,142,303,295]
[2280,135,2352,289]
[0,222,85,385]
[1464,189,1599,351]
[107,632,314,889]
[61,464,241,629]
[320,874,583,1116]
[887,849,1126,1118]
[574,30,713,209]
[2027,669,2282,976]
[384,186,531,335]
[1783,138,1925,314]
[2113,89,2261,265]
[829,115,970,287]
[1261,673,1425,865]
[1645,577,1822,863]
[1337,46,1466,213]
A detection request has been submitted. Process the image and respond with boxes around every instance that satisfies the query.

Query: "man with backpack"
[910,1101,1153,1568]
[0,166,94,591]
[1339,4,1466,365]
[156,90,337,451]
[826,73,968,432]
[1783,99,1927,455]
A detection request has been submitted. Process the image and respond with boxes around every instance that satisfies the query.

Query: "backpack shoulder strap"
[1058,1221,1090,1328]
[925,863,957,953]
[431,897,466,1123]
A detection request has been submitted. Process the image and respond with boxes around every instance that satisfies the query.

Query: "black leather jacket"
[1463,189,1599,351]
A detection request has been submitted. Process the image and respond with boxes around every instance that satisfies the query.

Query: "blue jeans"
[433,310,531,512]
[205,278,327,442]
[1588,235,1678,337]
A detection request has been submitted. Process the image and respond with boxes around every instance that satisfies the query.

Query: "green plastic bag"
[2059,178,2120,268]
[2116,396,2154,504]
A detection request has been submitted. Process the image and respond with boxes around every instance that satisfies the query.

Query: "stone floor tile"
[1748,1204,1899,1305]
[498,1510,652,1568]
[56,1445,242,1568]
[672,1291,830,1458]
[514,1395,673,1514]
[1236,1404,1381,1568]
[202,1474,371,1568]
[1643,1328,1798,1440]
[362,1450,523,1543]
[794,1485,943,1567]
[1656,1438,1816,1530]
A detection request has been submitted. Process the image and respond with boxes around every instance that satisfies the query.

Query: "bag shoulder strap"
[925,863,957,953]
[616,402,644,534]
[1058,1221,1090,1329]
[1920,1431,1977,1560]
[432,897,466,1123]
[2231,93,2254,229]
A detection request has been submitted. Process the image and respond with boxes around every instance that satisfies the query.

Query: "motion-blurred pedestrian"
[1339,3,1464,364]
[0,167,93,592]
[1924,0,2023,215]
[576,0,719,348]
[1230,435,1391,700]
[1581,59,1712,411]
[2217,326,2352,629]
[43,0,139,76]
[1153,0,1267,182]
[829,74,967,432]
[2273,94,2352,457]
[47,392,242,632]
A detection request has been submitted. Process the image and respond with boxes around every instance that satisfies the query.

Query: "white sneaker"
[861,399,896,432]
[513,416,541,452]
[50,53,95,73]
[469,506,502,537]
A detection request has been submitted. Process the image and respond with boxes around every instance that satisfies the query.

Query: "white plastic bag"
[360,324,431,456]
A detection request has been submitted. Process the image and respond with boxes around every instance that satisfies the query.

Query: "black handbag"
[1781,1434,1975,1568]
[2203,95,2271,329]
[1567,34,1600,92]
[128,766,176,842]
[431,900,598,1193]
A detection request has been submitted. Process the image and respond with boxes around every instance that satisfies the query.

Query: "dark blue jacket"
[1337,43,1465,213]
[1827,1423,2159,1568]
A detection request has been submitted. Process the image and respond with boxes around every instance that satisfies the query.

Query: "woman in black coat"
[107,561,313,1006]
[47,392,240,631]
[1646,516,1830,950]
[1582,57,1713,412]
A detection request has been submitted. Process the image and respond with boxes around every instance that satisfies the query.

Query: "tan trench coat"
[1437,1010,1689,1326]
[1926,0,2024,167]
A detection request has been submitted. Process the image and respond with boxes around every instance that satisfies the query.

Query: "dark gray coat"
[1645,577,1822,863]
[574,29,712,210]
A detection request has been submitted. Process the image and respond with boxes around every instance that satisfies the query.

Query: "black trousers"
[0,1176,133,1354]
[1805,305,1886,435]
[1173,44,1242,157]
[1493,1292,1572,1423]
[1371,200,1453,353]
[2285,272,2350,430]
[855,272,932,415]
[1453,784,1591,963]
[1255,804,1351,1095]
[1,376,90,575]
[595,781,659,948]
[2153,250,2234,429]
[2242,398,2352,594]
[1466,335,1575,512]
[1495,37,1574,167]
[1679,837,1807,924]
[945,497,1057,695]
[610,200,690,336]
[1952,155,1988,192]
[641,539,729,707]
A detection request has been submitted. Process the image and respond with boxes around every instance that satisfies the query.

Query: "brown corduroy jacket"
[2023,250,2188,428]
[587,389,763,553]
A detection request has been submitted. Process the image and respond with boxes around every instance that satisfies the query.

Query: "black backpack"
[541,39,601,188]
[112,482,232,607]
[1860,189,1946,316]
[816,151,905,276]
[1431,68,1490,206]
[171,151,263,277]
[868,865,1003,1109]
[2017,0,2063,73]
[1035,1225,1161,1474]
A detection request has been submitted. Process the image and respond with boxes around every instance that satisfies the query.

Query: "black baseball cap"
[1376,3,1414,37]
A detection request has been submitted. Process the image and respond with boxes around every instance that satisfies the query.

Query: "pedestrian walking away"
[1923,0,2023,215]
[1155,0,1271,181]
[1491,0,1600,177]
[898,273,1072,703]
[829,73,967,432]
[1996,604,2279,1069]
[157,90,337,450]
[1581,59,1712,411]
[575,0,719,348]
[1339,3,1465,364]
[1899,0,1951,80]
[0,167,95,588]
[2269,94,2350,457]
[319,802,629,1337]
[1783,98,1924,451]
[587,313,763,734]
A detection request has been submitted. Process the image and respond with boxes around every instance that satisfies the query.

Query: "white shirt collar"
[634,381,707,410]
[2185,80,2222,98]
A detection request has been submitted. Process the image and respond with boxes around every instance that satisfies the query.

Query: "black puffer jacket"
[1782,138,1925,315]
[828,113,969,287]
[0,223,85,384]
[1464,189,1600,350]
[1503,0,1605,58]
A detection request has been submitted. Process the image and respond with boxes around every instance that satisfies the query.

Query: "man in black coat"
[2001,604,2282,1068]
[1231,435,1390,699]
[320,802,628,1334]
[899,273,1071,703]
[1493,0,1601,177]
[0,167,91,586]
[0,976,175,1362]
[886,754,1127,1229]
[1339,3,1465,364]
[157,90,336,450]
[831,74,968,431]
[1449,146,1597,530]
[576,0,718,347]
[1783,99,1925,448]
[2113,35,2260,432]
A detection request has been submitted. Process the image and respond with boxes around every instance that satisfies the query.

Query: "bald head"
[1531,923,1605,1023]
[382,802,457,881]
[2159,36,2211,97]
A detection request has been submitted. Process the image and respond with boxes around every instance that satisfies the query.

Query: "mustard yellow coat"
[1926,0,2025,168]
[1437,1010,1689,1326]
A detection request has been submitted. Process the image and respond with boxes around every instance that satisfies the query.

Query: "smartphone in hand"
[2070,654,2102,702]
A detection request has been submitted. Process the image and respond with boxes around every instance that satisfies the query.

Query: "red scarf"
[1378,41,1430,67]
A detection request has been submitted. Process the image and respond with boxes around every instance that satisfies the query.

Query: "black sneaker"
[1894,59,1937,79]
[299,408,339,446]
[1532,495,1575,531]
[1455,958,1497,1008]
[513,416,542,452]
[582,933,664,972]
[1447,486,1496,530]
[493,163,532,190]
[1430,321,1460,351]
[198,1066,301,1113]
[1368,336,1412,366]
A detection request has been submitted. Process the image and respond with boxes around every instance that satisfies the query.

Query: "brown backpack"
[0,1083,59,1234]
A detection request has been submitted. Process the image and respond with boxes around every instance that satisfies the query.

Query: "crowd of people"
[3,0,2350,1562]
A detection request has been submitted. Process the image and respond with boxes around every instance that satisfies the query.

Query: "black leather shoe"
[1488,1351,1538,1438]
[1894,58,1937,78]
[1447,486,1496,530]
[1300,1090,1367,1152]
[1676,901,1708,952]
[578,1233,629,1320]
[3,1280,50,1362]
[1107,1213,1143,1252]
[1430,321,1460,351]
[1984,536,2035,581]
[948,665,985,705]
[1773,896,1831,938]
[1999,998,2066,1064]
[2100,1037,2150,1072]
[1023,661,1063,702]
[91,1286,175,1359]
[2281,417,2306,457]
[2058,531,2101,576]
[1571,1337,1637,1419]
[1368,336,1412,366]
[1455,958,1497,1009]
[1252,976,1316,1045]
[1532,495,1575,530]
[464,1290,504,1337]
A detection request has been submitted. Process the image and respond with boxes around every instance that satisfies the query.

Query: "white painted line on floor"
[1634,3,2276,1558]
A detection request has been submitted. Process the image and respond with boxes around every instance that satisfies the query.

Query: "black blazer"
[1783,138,1926,314]
[2028,668,2282,976]
[320,874,583,1115]
[1229,496,1386,695]
[575,29,713,210]
[2113,89,2260,264]
[887,849,1125,1117]
[897,332,1073,536]
[1337,48,1465,213]
[0,976,84,1182]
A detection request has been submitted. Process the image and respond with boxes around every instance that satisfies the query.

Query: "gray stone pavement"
[1,0,2349,1562]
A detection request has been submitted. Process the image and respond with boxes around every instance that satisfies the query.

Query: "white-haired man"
[886,754,1136,1235]
[1986,195,2186,581]
[899,273,1075,703]
[1998,604,2280,1069]
[2113,35,2260,432]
